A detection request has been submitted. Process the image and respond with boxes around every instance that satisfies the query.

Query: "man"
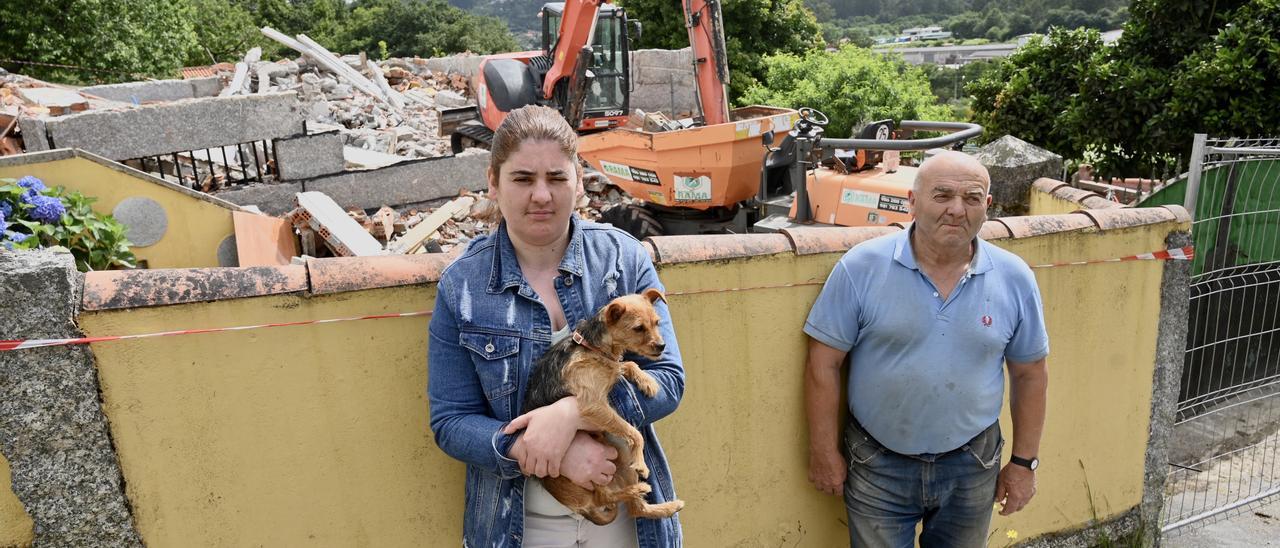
[803,151,1049,547]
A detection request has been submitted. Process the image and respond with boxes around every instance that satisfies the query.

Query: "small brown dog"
[521,287,685,525]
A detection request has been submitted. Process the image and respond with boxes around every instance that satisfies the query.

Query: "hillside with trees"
[0,0,519,84]
[806,0,1128,45]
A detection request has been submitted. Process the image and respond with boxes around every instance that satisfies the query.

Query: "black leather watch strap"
[1010,454,1039,470]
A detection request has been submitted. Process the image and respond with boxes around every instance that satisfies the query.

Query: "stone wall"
[0,250,142,547]
[629,48,698,116]
[22,92,304,161]
[80,77,222,104]
[216,149,491,214]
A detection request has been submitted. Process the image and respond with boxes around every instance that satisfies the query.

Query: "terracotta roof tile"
[83,265,307,311]
[781,226,900,255]
[648,234,792,264]
[307,252,460,295]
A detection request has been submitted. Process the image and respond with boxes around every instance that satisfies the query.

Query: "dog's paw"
[634,373,660,398]
[633,462,650,479]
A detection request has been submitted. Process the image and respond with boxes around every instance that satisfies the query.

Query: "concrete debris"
[1,75,129,129]
[628,108,683,133]
[1,46,472,162]
[199,48,473,159]
[345,175,638,254]
[15,87,89,115]
[388,196,469,254]
[289,191,385,257]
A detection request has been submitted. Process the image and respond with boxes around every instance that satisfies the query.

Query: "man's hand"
[503,396,581,478]
[805,338,850,497]
[559,432,619,490]
[994,463,1036,515]
[809,448,847,496]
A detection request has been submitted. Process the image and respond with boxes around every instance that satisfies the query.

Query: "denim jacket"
[428,215,685,547]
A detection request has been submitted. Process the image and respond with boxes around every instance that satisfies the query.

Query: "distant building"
[899,26,953,42]
[872,43,1020,65]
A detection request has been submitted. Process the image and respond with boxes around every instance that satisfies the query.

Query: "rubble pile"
[347,173,637,254]
[214,53,476,159]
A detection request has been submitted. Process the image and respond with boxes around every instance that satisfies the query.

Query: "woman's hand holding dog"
[560,431,619,490]
[505,396,585,478]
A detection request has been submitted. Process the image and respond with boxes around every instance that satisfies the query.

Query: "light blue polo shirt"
[804,228,1049,455]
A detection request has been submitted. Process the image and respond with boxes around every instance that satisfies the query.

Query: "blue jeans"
[842,419,1003,548]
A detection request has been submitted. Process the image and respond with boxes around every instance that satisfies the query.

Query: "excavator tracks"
[451,123,496,154]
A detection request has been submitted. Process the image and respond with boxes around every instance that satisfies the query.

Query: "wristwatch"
[1010,454,1039,471]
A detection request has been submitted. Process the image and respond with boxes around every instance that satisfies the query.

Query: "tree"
[617,0,823,102]
[184,0,270,65]
[970,0,1280,174]
[339,0,518,58]
[0,0,199,84]
[968,28,1104,160]
[740,45,950,138]
[1151,0,1280,155]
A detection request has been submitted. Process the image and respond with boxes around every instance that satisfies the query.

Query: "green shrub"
[741,45,951,138]
[1,176,137,271]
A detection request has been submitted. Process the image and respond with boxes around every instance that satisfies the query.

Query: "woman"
[428,105,684,547]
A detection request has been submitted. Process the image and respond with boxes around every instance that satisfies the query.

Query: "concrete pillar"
[1141,230,1193,542]
[0,249,143,547]
[274,131,344,181]
[974,135,1064,218]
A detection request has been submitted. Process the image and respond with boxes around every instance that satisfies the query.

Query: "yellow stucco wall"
[71,219,1182,546]
[0,453,34,548]
[1030,185,1089,216]
[0,154,237,268]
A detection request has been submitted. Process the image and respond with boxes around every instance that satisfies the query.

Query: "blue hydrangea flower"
[0,211,6,232]
[28,195,66,223]
[16,176,46,193]
[3,231,28,250]
[0,200,11,219]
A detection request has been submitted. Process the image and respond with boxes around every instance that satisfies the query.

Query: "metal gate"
[1161,135,1280,532]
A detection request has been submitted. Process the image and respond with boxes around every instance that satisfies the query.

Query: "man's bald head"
[913,151,991,194]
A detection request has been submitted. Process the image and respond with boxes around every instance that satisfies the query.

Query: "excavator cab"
[448,2,635,152]
[541,2,631,129]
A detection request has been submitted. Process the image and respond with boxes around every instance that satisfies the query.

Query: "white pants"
[524,478,639,548]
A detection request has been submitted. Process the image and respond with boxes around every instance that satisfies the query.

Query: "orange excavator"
[449,0,732,152]
[451,0,984,238]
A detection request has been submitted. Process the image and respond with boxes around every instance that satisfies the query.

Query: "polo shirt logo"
[981,315,993,327]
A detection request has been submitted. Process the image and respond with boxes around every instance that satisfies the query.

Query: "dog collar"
[572,331,620,361]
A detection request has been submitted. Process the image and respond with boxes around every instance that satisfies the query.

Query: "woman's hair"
[488,105,580,181]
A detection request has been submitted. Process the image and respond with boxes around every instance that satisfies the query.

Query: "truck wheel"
[600,203,665,240]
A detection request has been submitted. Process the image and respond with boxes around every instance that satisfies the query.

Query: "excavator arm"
[683,0,730,125]
[542,0,731,127]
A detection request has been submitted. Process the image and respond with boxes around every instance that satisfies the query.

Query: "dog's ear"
[605,301,627,325]
[641,288,666,304]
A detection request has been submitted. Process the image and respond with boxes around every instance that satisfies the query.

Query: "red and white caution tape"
[0,311,431,352]
[0,246,1194,352]
[1026,245,1194,269]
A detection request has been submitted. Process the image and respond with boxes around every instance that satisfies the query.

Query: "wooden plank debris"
[388,197,468,254]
